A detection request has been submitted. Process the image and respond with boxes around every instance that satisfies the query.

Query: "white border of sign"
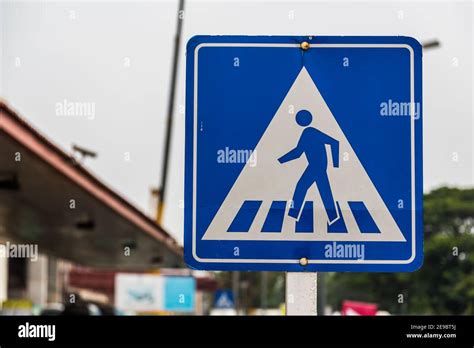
[192,43,416,265]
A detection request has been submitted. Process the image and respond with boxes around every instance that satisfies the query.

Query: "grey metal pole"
[422,39,440,50]
[285,272,317,315]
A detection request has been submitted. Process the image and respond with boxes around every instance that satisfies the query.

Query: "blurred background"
[0,0,472,315]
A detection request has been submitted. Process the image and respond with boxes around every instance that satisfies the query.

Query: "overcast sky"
[1,0,473,243]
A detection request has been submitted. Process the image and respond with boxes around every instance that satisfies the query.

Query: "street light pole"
[422,39,441,50]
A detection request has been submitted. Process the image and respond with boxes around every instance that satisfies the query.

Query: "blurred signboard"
[164,276,196,312]
[1,299,33,315]
[342,300,378,316]
[115,274,195,313]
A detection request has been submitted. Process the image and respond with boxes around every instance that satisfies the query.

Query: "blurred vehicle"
[61,300,98,316]
[40,303,64,316]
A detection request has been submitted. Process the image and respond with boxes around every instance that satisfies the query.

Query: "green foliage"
[327,187,474,314]
[213,187,474,314]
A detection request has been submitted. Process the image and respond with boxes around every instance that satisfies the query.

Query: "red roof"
[0,100,182,262]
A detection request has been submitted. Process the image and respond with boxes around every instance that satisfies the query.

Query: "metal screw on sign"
[299,257,309,266]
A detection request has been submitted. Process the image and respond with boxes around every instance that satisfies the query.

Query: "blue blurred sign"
[185,36,423,272]
[163,277,196,312]
[214,290,235,309]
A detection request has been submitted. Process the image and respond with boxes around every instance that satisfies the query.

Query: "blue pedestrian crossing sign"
[184,36,423,272]
[214,290,235,309]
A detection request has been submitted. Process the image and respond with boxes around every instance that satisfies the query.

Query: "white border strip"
[192,43,416,265]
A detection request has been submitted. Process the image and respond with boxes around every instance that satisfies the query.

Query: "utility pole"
[157,0,185,224]
[260,271,268,314]
[317,273,326,315]
[232,271,240,314]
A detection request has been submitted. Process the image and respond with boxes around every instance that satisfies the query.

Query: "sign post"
[286,272,317,315]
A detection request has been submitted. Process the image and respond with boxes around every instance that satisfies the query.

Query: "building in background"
[0,100,187,314]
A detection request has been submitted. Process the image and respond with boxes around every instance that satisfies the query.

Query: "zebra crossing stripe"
[227,199,381,234]
[227,200,262,232]
[327,202,347,233]
[296,201,314,233]
[262,201,286,232]
[348,201,380,233]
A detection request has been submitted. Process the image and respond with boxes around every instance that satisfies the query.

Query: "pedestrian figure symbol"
[278,109,340,225]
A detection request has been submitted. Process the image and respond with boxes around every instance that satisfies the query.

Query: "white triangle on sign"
[203,67,406,242]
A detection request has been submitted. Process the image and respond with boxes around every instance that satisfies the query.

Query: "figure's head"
[295,110,312,127]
